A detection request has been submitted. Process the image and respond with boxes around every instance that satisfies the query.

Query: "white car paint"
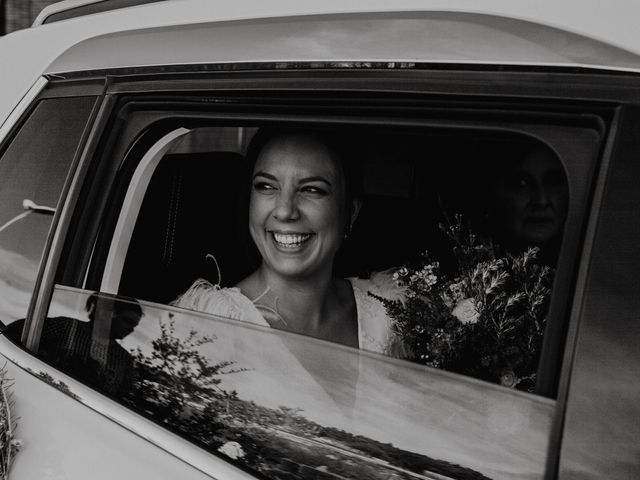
[0,336,252,479]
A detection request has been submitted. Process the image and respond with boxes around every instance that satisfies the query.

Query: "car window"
[33,99,603,479]
[0,96,96,326]
[108,125,585,392]
[44,285,555,480]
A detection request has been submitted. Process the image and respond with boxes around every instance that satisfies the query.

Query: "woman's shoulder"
[172,279,266,325]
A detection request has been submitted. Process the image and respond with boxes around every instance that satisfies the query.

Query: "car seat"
[118,151,253,306]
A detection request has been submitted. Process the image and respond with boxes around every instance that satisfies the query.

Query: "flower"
[371,215,553,392]
[418,264,438,287]
[218,441,245,460]
[451,298,480,324]
[396,267,409,279]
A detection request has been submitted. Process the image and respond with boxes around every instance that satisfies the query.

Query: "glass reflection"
[44,286,555,480]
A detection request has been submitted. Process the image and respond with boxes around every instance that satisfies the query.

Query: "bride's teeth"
[273,233,310,247]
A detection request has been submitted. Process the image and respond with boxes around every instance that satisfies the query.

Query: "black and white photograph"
[0,1,638,479]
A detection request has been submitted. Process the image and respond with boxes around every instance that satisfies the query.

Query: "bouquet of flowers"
[371,215,553,392]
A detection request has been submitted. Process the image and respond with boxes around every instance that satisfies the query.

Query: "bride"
[174,129,396,355]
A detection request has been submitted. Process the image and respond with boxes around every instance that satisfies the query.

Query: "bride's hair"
[244,127,363,207]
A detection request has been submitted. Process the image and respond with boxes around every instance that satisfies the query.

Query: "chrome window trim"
[100,127,191,294]
[50,60,640,78]
[33,0,108,26]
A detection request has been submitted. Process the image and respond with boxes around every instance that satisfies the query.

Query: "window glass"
[0,96,96,326]
[45,285,555,480]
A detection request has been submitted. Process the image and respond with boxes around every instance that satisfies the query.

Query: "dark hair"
[245,127,363,206]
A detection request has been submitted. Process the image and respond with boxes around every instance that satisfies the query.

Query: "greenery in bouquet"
[371,215,554,391]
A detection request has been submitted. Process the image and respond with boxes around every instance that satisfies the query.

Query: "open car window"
[98,122,598,393]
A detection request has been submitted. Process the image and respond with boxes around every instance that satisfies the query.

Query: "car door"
[4,64,623,480]
[0,79,227,480]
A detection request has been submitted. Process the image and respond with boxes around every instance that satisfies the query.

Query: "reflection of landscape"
[178,396,491,480]
[125,319,489,480]
[49,287,555,480]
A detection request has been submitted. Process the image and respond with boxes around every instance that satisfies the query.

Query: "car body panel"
[0,336,253,480]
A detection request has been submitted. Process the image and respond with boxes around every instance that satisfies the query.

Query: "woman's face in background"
[491,146,569,248]
[248,135,349,280]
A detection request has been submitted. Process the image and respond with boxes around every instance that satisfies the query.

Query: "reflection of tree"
[124,318,491,480]
[126,318,243,437]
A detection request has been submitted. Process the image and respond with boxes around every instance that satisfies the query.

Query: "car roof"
[2,0,640,127]
[44,11,640,76]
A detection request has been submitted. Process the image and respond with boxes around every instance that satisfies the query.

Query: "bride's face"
[248,135,347,281]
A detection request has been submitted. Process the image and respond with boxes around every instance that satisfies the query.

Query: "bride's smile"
[270,231,313,250]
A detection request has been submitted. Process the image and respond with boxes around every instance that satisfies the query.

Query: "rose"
[452,298,480,324]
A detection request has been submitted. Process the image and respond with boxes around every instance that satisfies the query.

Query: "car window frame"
[16,79,107,350]
[554,104,640,480]
[18,68,633,480]
[64,89,605,398]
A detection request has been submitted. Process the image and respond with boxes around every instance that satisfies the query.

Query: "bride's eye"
[300,185,327,196]
[253,182,277,193]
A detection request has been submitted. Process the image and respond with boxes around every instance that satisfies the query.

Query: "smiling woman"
[173,129,394,353]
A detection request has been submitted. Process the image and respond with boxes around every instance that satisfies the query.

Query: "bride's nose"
[273,191,300,221]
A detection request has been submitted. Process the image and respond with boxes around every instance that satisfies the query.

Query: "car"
[0,1,639,479]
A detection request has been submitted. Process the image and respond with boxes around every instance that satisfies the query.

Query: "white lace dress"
[173,274,397,355]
